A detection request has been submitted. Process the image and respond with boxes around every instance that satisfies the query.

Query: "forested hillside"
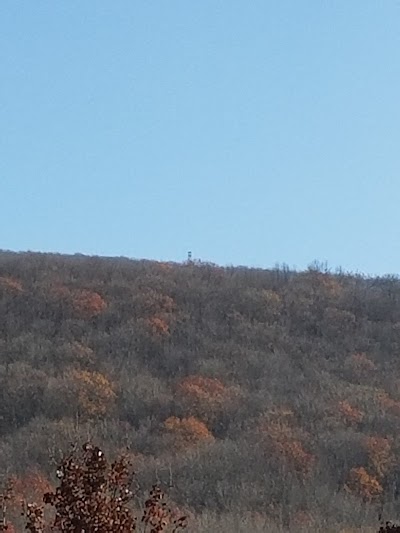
[2,251,400,531]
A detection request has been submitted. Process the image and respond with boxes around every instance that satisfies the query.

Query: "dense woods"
[2,251,400,531]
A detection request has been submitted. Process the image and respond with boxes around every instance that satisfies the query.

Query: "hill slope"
[1,251,400,530]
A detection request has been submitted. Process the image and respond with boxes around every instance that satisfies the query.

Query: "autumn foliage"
[347,352,377,374]
[365,436,394,479]
[0,276,23,293]
[2,444,187,532]
[10,469,53,510]
[68,369,116,418]
[164,416,214,449]
[145,317,170,337]
[4,252,400,529]
[176,376,239,423]
[378,392,400,417]
[337,400,364,425]
[50,286,107,318]
[345,467,383,502]
[258,410,315,478]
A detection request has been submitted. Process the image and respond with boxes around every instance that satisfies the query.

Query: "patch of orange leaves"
[258,417,315,477]
[141,289,176,315]
[364,436,393,478]
[71,289,107,318]
[0,276,23,292]
[314,272,343,297]
[10,468,53,509]
[178,376,230,405]
[345,467,383,501]
[338,400,364,425]
[50,286,107,318]
[377,391,400,417]
[177,376,241,424]
[348,353,377,373]
[164,416,214,448]
[146,316,170,337]
[69,369,116,417]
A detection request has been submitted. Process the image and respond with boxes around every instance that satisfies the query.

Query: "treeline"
[2,251,400,530]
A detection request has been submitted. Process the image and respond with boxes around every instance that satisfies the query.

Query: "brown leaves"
[39,443,136,532]
[142,486,188,533]
[379,523,400,532]
[23,502,45,533]
[19,443,187,533]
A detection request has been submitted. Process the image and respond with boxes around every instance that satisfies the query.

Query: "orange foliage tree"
[140,289,175,316]
[70,289,107,318]
[145,316,170,337]
[11,443,188,532]
[133,289,178,342]
[0,276,23,293]
[344,353,377,380]
[377,391,400,417]
[49,286,107,319]
[345,467,383,502]
[364,436,394,479]
[67,369,116,418]
[306,271,343,298]
[176,375,240,423]
[164,416,214,449]
[258,412,315,478]
[337,400,364,425]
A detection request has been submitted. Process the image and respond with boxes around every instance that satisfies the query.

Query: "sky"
[1,1,400,275]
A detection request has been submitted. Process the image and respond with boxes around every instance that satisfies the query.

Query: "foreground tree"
[3,443,187,533]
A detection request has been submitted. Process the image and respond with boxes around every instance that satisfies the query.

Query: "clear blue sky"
[1,1,399,274]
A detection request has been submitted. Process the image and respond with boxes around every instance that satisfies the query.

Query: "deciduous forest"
[2,250,400,531]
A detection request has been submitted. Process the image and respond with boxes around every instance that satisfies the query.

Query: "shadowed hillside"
[1,250,400,531]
